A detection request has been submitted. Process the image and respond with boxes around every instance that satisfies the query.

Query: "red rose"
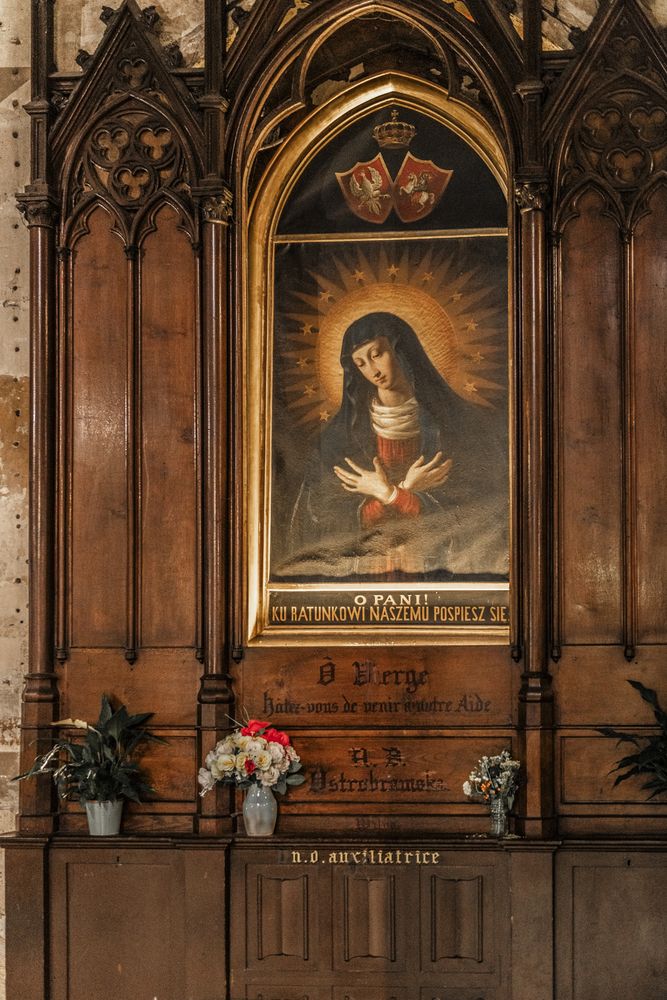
[265,727,290,746]
[244,759,256,774]
[240,719,271,736]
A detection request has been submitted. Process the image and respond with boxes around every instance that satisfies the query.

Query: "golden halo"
[317,282,458,410]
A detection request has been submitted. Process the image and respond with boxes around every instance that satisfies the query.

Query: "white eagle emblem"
[349,167,390,216]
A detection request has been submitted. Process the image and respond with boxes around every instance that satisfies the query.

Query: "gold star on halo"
[319,409,331,422]
[387,264,399,278]
[303,384,316,397]
[318,290,333,303]
[470,350,484,364]
[466,320,479,332]
[353,270,365,283]
[301,323,314,335]
[464,380,478,394]
[421,272,433,283]
[452,291,463,301]
[296,357,309,369]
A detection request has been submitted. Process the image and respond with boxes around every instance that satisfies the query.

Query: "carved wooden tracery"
[6,2,667,998]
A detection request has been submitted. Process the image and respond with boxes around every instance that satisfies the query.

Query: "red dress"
[360,434,422,527]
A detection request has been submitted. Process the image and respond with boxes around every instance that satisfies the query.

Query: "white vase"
[243,784,277,836]
[85,799,124,836]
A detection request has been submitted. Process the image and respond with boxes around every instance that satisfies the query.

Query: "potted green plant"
[14,694,166,835]
[597,679,667,799]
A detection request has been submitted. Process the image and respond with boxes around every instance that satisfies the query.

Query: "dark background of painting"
[277,107,506,234]
[269,235,509,580]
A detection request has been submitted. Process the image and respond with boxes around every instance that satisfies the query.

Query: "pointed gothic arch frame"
[236,70,514,645]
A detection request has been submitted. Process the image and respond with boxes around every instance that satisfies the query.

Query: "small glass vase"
[489,797,508,838]
[243,783,278,836]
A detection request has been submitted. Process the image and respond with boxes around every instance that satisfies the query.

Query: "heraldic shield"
[393,153,453,223]
[336,154,393,224]
[337,152,452,225]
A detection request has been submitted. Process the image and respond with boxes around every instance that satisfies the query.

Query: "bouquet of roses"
[198,719,305,796]
[463,749,520,808]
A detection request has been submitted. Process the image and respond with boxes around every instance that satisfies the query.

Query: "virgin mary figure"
[274,311,508,582]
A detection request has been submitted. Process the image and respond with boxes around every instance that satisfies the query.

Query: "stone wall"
[0,2,31,998]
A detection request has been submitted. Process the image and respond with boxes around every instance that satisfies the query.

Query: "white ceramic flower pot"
[85,799,124,836]
[243,784,277,836]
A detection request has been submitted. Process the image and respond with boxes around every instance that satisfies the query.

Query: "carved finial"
[75,48,93,71]
[51,91,70,114]
[568,26,587,52]
[202,189,233,225]
[515,181,549,213]
[100,6,117,25]
[141,4,161,30]
[163,42,184,68]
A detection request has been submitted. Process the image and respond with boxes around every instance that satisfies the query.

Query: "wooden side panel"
[556,851,667,1000]
[633,185,667,643]
[50,852,185,1000]
[559,189,623,643]
[70,207,127,646]
[140,206,198,646]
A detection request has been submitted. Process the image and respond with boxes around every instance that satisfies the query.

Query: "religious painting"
[257,103,510,636]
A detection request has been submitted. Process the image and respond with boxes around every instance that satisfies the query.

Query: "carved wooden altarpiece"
[4,1,667,998]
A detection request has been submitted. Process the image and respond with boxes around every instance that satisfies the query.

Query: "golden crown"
[372,109,416,149]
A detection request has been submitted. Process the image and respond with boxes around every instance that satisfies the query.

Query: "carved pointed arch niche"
[238,73,513,645]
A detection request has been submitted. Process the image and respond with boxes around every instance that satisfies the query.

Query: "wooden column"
[197,192,235,836]
[15,0,59,835]
[514,0,555,839]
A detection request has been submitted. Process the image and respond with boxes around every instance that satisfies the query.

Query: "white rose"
[235,753,249,772]
[205,749,217,769]
[463,781,472,797]
[247,738,267,756]
[210,759,224,780]
[198,768,216,793]
[259,765,280,787]
[269,742,285,763]
[215,753,236,773]
[233,733,252,750]
[255,750,272,770]
[215,736,235,755]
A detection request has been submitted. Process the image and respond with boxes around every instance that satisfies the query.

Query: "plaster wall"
[0,1,31,996]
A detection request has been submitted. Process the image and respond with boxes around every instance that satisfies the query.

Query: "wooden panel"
[140,205,198,646]
[553,645,667,726]
[283,733,515,809]
[421,867,495,976]
[70,206,127,646]
[243,863,326,974]
[556,852,667,1000]
[239,645,515,730]
[431,874,482,963]
[245,991,326,1000]
[559,188,623,643]
[59,647,202,726]
[559,734,667,806]
[50,852,185,1000]
[4,845,48,1000]
[334,990,413,1000]
[633,185,667,642]
[334,870,412,972]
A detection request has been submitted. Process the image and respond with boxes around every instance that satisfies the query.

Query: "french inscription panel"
[239,647,514,729]
[281,734,516,805]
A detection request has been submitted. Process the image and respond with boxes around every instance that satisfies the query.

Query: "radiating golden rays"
[280,242,506,433]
